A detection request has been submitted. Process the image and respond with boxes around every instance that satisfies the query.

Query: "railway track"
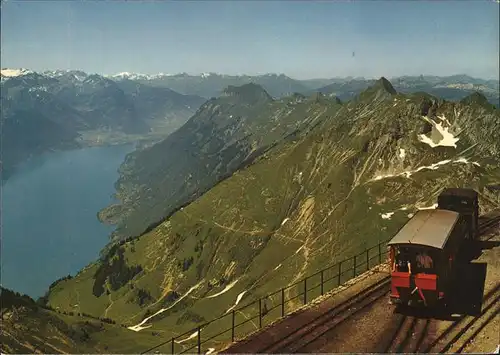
[224,212,499,354]
[256,277,390,353]
[424,282,500,353]
[382,315,432,353]
[379,283,500,354]
[478,215,500,238]
[375,214,499,354]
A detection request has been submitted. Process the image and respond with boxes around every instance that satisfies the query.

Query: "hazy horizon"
[1,67,499,83]
[1,0,499,81]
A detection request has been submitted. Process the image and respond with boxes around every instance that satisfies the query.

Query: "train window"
[394,248,410,272]
[416,251,434,271]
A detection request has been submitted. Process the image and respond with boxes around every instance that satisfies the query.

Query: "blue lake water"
[1,144,134,298]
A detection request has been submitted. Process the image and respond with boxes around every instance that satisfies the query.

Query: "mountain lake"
[1,144,135,298]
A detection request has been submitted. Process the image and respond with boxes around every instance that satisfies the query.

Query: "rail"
[141,238,391,354]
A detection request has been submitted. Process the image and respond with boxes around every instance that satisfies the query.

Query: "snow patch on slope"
[295,245,305,254]
[206,279,239,299]
[128,282,203,332]
[455,157,480,166]
[381,212,395,220]
[417,203,438,210]
[380,200,440,220]
[418,114,459,148]
[372,157,480,182]
[281,218,290,226]
[226,291,247,314]
[176,330,198,344]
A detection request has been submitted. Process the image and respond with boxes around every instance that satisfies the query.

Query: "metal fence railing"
[141,238,391,354]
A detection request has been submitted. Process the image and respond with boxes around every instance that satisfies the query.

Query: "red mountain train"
[388,188,479,307]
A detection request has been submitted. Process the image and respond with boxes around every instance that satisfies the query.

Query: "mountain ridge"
[97,78,499,246]
[46,79,499,351]
[221,83,274,104]
[97,83,342,242]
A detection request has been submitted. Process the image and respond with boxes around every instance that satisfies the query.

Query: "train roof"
[387,209,460,250]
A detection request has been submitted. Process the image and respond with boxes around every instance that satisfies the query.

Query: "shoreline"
[2,127,168,184]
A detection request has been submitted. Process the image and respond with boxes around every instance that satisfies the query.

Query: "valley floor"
[77,129,163,149]
[77,119,185,149]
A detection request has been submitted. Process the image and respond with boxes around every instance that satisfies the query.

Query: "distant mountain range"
[314,76,499,104]
[106,72,312,98]
[4,68,498,100]
[103,70,499,103]
[1,68,498,182]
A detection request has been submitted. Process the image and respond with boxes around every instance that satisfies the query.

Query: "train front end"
[388,245,442,307]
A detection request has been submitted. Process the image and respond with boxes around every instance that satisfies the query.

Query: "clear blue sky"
[1,0,499,80]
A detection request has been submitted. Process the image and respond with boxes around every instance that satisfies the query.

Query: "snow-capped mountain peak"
[1,68,33,77]
[111,72,140,79]
[43,70,88,82]
[106,72,180,80]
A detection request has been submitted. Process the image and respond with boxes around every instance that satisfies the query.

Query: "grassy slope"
[0,289,166,354]
[100,89,340,241]
[1,307,178,354]
[47,84,500,353]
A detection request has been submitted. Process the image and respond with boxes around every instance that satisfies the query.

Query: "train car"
[388,188,479,307]
[437,188,479,240]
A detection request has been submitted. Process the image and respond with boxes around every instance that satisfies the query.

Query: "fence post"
[366,249,370,271]
[320,269,324,295]
[259,298,262,328]
[378,242,382,264]
[231,310,235,342]
[353,255,357,278]
[197,326,201,354]
[171,337,174,355]
[338,262,342,286]
[281,288,285,317]
[303,278,307,304]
